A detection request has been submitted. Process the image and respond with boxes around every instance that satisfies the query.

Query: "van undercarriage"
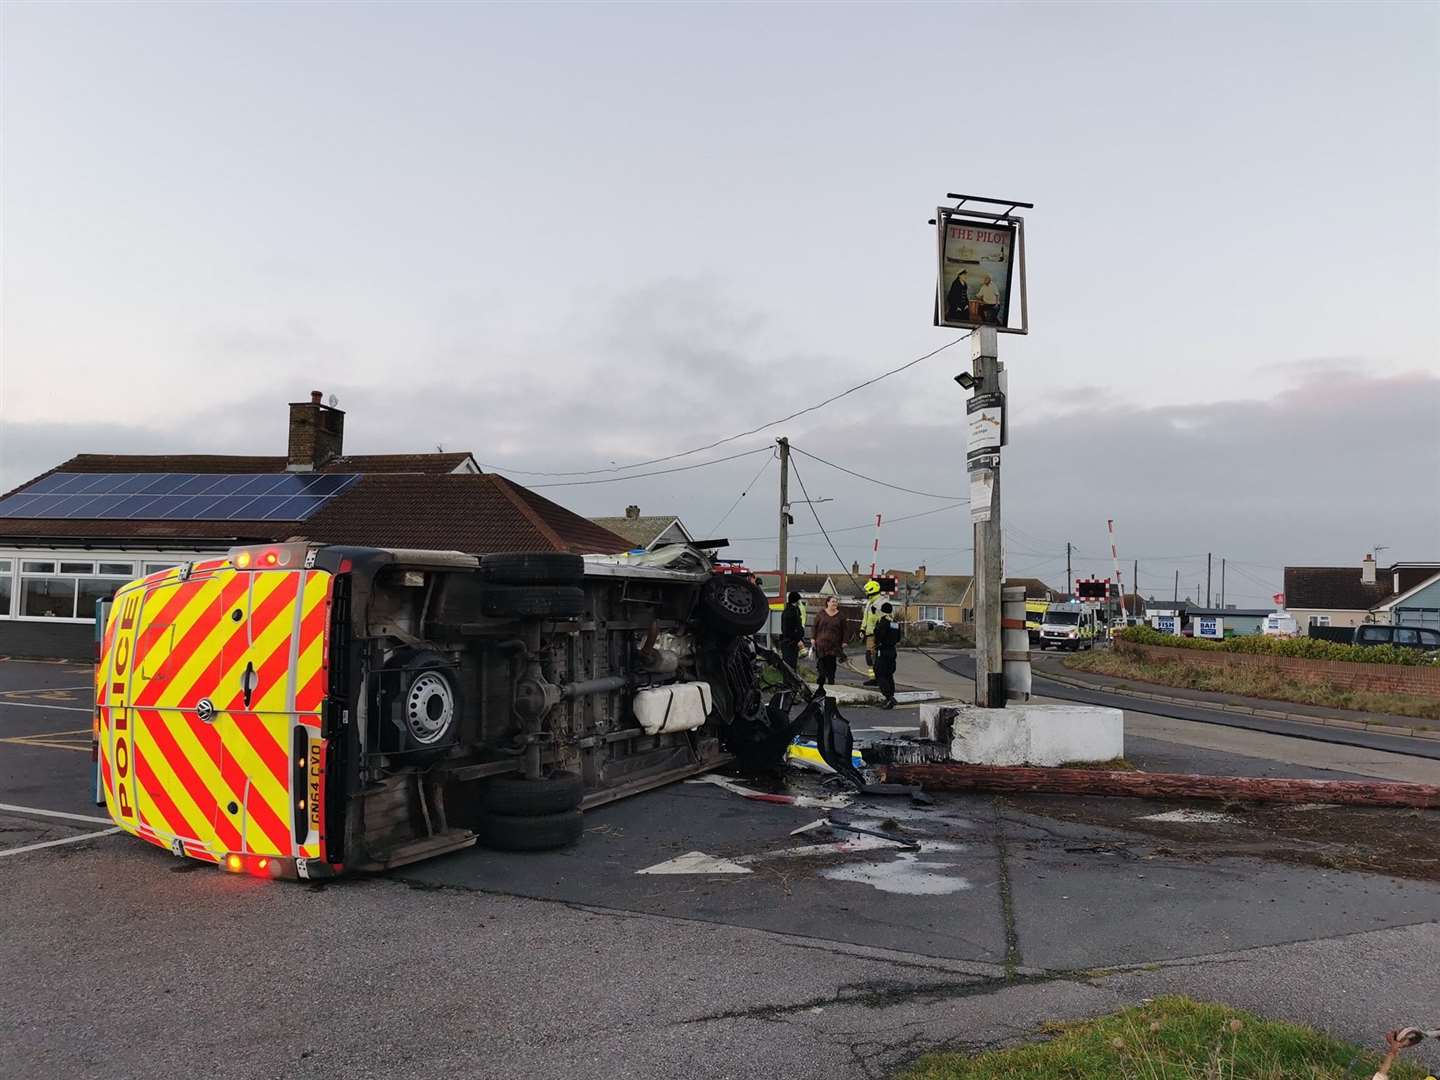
[324,546,854,872]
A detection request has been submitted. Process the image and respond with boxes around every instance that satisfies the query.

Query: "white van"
[1262,611,1299,637]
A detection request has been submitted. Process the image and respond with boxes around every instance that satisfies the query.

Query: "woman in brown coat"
[810,595,849,693]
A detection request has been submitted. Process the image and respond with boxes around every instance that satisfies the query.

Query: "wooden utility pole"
[1206,552,1213,608]
[970,328,1004,708]
[1133,558,1138,614]
[776,437,790,607]
[1220,558,1226,609]
[1066,542,1072,601]
[1173,570,1179,603]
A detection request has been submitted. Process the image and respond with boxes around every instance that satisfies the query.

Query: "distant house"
[754,573,839,603]
[1176,607,1274,637]
[1369,569,1440,632]
[890,565,1057,626]
[589,506,695,552]
[1283,555,1440,630]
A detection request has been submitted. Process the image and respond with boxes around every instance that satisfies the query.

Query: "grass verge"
[898,995,1430,1079]
[1064,649,1440,725]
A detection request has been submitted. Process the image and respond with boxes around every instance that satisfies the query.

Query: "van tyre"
[389,650,460,759]
[479,552,585,586]
[699,575,769,636]
[477,809,584,851]
[481,771,584,816]
[478,584,587,619]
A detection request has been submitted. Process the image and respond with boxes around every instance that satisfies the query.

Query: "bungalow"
[1283,554,1440,630]
[588,506,696,552]
[0,392,629,659]
[1370,569,1440,631]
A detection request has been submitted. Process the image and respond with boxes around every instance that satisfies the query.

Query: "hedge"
[1113,625,1434,666]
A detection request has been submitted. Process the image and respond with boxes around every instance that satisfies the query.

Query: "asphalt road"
[2,656,1436,1078]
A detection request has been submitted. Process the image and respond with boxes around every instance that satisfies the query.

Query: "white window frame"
[0,548,213,623]
[919,605,946,622]
[1310,614,1331,626]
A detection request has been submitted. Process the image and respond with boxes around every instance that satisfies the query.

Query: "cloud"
[3,277,1435,609]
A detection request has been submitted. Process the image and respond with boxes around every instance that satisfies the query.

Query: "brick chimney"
[287,390,345,472]
[916,564,927,583]
[1361,553,1376,585]
[624,504,641,520]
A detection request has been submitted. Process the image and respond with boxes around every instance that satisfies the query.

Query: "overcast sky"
[3,1,1437,606]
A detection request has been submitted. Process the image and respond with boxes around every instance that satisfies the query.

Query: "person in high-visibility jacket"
[860,579,884,684]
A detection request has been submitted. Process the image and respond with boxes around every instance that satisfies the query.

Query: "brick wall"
[1116,639,1440,697]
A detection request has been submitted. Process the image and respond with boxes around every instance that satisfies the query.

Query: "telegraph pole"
[1066,542,1072,601]
[1133,558,1138,613]
[1220,558,1226,609]
[970,328,1004,708]
[776,437,790,607]
[1173,570,1179,604]
[1206,553,1213,608]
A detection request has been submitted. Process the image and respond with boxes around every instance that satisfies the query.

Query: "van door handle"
[241,661,258,709]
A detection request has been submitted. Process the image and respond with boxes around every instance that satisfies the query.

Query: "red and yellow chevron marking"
[97,562,334,865]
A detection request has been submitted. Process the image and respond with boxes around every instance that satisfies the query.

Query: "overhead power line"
[524,445,772,488]
[789,455,865,593]
[790,446,963,500]
[730,500,968,543]
[708,450,776,535]
[475,332,974,478]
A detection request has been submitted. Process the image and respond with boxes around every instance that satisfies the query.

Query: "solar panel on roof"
[0,473,359,521]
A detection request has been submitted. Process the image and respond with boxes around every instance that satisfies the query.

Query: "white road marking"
[0,827,121,858]
[0,701,91,713]
[637,851,752,875]
[0,802,113,824]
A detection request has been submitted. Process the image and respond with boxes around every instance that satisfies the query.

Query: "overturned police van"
[95,542,855,878]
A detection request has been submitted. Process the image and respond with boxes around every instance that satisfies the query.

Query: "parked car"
[909,618,951,631]
[1352,624,1440,651]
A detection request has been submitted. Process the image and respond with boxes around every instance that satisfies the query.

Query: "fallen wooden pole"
[880,764,1440,809]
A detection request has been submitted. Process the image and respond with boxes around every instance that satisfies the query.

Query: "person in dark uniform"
[874,602,900,709]
[945,269,969,322]
[780,590,806,673]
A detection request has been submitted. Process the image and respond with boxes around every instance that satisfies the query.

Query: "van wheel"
[390,650,460,758]
[479,552,585,586]
[479,584,587,619]
[699,575,769,636]
[477,809,584,851]
[481,771,584,816]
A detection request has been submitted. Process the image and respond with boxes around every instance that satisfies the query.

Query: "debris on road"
[790,816,920,851]
[686,774,854,809]
[881,763,1440,808]
[785,737,866,774]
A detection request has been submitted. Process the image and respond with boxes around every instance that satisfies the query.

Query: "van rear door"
[212,561,333,862]
[117,557,332,862]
